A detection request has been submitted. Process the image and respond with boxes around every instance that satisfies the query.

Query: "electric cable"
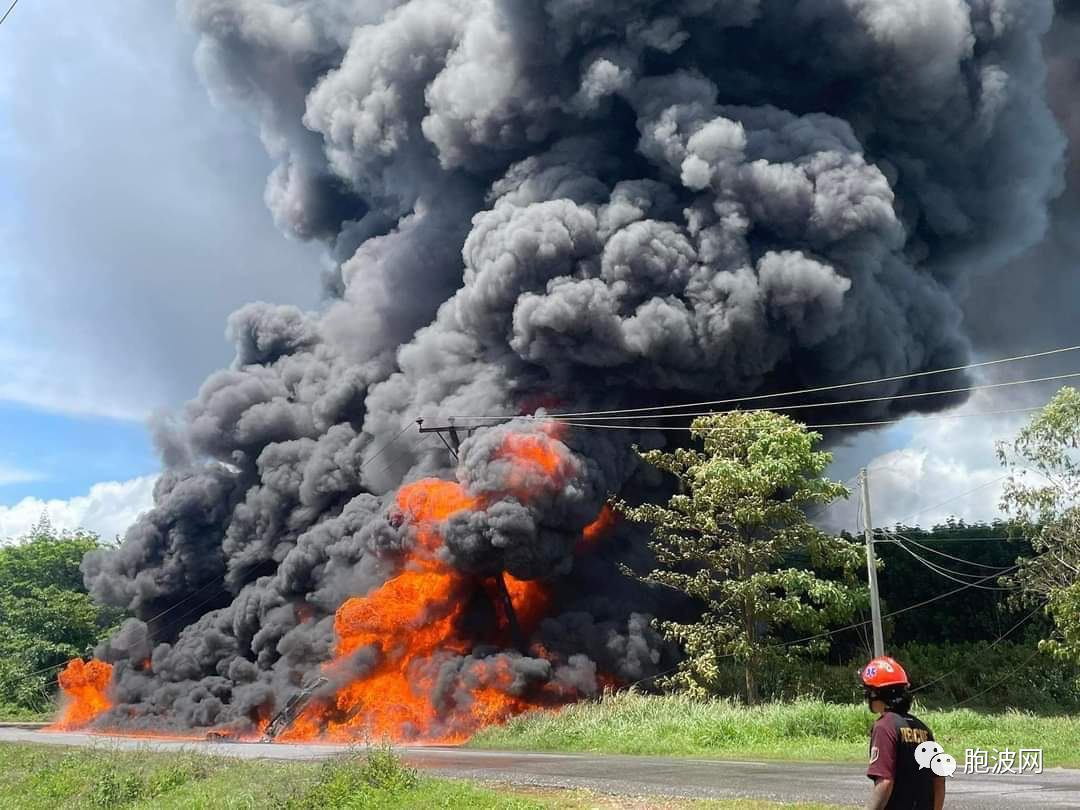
[360,421,416,473]
[450,343,1080,420]
[15,576,232,683]
[887,537,1017,591]
[893,534,1015,571]
[910,602,1046,695]
[768,562,1022,651]
[525,374,1079,422]
[803,474,861,524]
[0,0,19,27]
[872,536,1029,544]
[31,420,421,691]
[952,645,1045,709]
[622,563,1023,691]
[518,405,1046,432]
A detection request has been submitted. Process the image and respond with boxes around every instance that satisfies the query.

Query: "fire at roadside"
[52,427,621,743]
[52,0,1067,751]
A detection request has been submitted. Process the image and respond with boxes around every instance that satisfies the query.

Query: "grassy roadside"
[0,742,848,810]
[0,703,52,723]
[468,692,1080,768]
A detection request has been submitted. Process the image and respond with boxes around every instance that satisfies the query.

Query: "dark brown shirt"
[867,711,936,810]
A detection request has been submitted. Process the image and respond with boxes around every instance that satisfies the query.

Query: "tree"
[998,386,1080,664]
[615,411,865,703]
[0,526,124,713]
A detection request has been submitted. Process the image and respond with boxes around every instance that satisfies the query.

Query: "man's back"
[867,711,935,810]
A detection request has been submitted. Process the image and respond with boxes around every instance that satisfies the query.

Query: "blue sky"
[0,403,156,505]
[0,1,321,539]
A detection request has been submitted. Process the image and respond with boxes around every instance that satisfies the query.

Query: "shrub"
[147,755,215,797]
[287,746,419,810]
[90,771,145,808]
[894,641,1080,712]
[703,641,1080,712]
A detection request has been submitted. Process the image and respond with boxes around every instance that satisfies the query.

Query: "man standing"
[861,656,945,810]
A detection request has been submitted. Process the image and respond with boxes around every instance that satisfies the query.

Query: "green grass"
[0,742,849,809]
[0,743,553,810]
[468,691,1080,768]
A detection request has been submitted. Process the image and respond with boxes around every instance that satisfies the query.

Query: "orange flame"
[53,430,616,743]
[493,429,575,499]
[502,573,551,635]
[281,430,590,743]
[279,475,553,743]
[52,659,113,730]
[581,504,618,551]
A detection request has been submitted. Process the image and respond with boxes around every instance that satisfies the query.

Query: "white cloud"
[823,376,1065,532]
[0,475,157,543]
[857,447,1008,528]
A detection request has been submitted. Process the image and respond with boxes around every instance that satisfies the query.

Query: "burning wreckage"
[52,0,1067,744]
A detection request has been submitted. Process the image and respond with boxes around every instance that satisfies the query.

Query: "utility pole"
[414,418,525,648]
[416,418,473,460]
[860,468,885,657]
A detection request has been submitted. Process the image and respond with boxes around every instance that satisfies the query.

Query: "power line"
[458,372,1080,425]
[546,405,1046,433]
[874,536,1028,543]
[451,343,1080,420]
[760,561,1022,652]
[27,422,419,690]
[0,0,18,27]
[878,467,1054,532]
[39,586,233,693]
[361,420,416,473]
[895,535,1015,571]
[20,580,233,690]
[882,532,1012,581]
[371,437,429,483]
[910,601,1045,695]
[887,536,1017,591]
[17,576,231,682]
[626,562,1025,690]
[952,646,1045,709]
[803,474,861,523]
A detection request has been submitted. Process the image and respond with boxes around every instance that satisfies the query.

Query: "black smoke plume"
[80,0,1066,734]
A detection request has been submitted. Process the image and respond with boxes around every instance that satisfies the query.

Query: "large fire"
[52,658,113,730]
[53,429,613,742]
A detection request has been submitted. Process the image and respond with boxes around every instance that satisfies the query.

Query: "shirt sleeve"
[867,720,898,781]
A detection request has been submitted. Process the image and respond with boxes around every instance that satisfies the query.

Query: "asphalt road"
[1,727,1077,807]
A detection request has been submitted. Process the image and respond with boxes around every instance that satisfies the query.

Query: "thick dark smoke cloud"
[966,0,1079,361]
[80,0,1066,732]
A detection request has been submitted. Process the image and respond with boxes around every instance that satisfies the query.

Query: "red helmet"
[860,656,909,689]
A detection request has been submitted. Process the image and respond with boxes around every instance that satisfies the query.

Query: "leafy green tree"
[998,386,1080,664]
[615,411,865,703]
[0,522,123,712]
